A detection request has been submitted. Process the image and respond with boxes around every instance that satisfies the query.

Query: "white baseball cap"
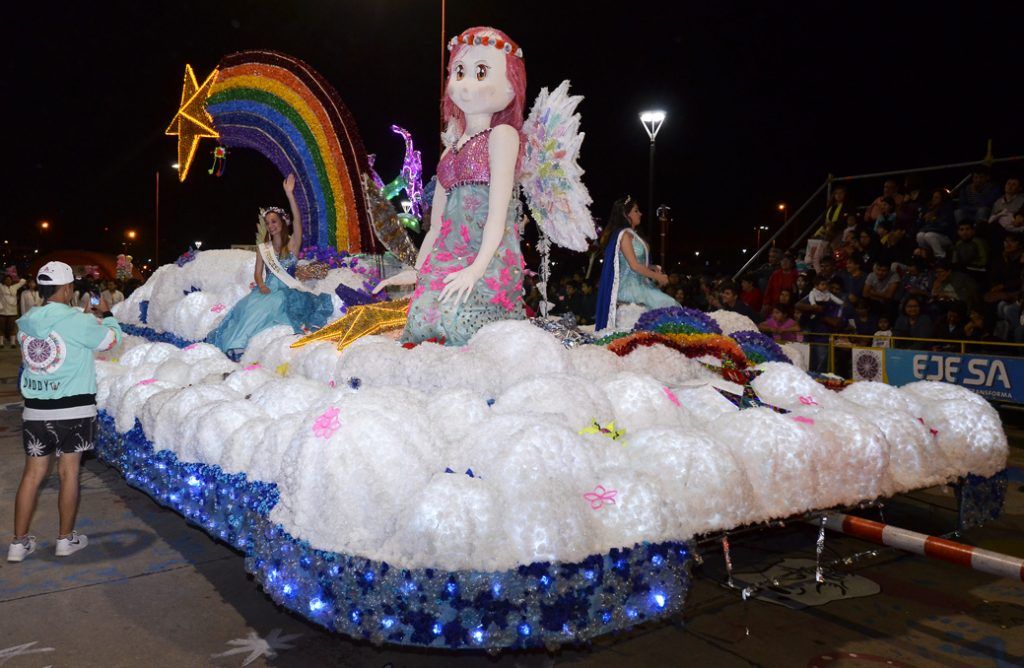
[37,261,75,286]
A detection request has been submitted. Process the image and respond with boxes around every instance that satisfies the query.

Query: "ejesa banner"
[885,349,1024,403]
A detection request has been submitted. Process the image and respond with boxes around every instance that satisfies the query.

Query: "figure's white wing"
[519,81,595,251]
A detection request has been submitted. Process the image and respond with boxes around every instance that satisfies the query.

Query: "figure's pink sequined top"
[436,128,492,191]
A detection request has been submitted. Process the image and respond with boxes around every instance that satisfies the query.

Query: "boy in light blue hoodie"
[8,261,122,562]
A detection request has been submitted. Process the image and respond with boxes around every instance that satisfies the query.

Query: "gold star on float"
[166,64,220,182]
[291,298,410,352]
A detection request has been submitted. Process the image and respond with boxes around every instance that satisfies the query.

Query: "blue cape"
[594,229,624,331]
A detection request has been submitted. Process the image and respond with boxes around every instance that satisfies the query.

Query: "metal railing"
[732,150,1024,282]
[792,332,1024,377]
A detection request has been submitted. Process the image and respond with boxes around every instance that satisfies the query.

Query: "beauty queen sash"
[257,243,311,293]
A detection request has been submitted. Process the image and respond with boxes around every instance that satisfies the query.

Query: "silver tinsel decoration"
[531,314,595,348]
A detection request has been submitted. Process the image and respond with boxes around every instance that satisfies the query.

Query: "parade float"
[94,34,1009,651]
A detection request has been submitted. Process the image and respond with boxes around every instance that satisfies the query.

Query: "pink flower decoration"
[211,303,226,313]
[792,416,815,425]
[583,485,618,510]
[243,363,261,371]
[137,378,157,386]
[798,395,818,406]
[663,387,681,407]
[328,380,336,388]
[184,343,199,351]
[312,407,341,439]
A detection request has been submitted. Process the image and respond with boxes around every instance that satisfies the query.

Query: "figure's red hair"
[441,26,527,139]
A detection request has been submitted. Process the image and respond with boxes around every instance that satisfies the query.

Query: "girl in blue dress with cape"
[208,174,334,359]
[595,195,679,330]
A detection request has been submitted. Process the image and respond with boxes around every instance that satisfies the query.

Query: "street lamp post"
[640,110,666,240]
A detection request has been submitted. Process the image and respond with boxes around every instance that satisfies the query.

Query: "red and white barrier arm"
[821,513,1024,582]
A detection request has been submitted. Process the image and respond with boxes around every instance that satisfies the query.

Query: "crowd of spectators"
[536,167,1023,376]
[740,168,1023,370]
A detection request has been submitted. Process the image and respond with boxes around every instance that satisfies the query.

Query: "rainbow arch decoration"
[178,51,380,253]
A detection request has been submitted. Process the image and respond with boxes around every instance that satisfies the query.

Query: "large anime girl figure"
[375,27,596,346]
[376,27,527,346]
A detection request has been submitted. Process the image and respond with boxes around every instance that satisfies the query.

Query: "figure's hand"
[372,268,418,294]
[94,297,111,315]
[259,284,271,295]
[283,173,296,196]
[440,265,484,306]
[653,272,669,287]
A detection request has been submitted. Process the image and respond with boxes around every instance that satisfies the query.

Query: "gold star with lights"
[166,64,220,182]
[291,298,410,352]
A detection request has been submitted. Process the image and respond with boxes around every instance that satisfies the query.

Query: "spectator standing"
[753,247,782,294]
[814,185,850,241]
[100,280,124,308]
[955,167,1001,226]
[797,275,846,371]
[8,261,123,563]
[763,253,799,312]
[1,274,27,348]
[872,316,894,348]
[19,278,43,315]
[916,189,956,258]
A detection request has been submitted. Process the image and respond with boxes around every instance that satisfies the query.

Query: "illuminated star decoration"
[166,64,219,182]
[291,298,410,352]
[209,629,301,666]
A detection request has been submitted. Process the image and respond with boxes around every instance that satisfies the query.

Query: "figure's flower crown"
[447,30,524,59]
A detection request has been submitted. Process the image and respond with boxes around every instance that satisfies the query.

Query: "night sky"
[9,1,1021,274]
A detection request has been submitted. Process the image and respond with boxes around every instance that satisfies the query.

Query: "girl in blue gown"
[595,195,679,330]
[208,174,333,359]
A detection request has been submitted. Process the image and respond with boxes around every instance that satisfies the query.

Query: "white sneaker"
[55,531,88,557]
[7,536,37,562]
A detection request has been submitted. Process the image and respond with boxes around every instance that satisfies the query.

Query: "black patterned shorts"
[22,417,96,458]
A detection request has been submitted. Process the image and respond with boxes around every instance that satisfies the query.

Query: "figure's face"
[874,265,888,280]
[834,188,846,203]
[883,180,897,196]
[905,301,920,316]
[958,224,974,240]
[972,172,988,188]
[780,256,793,270]
[2,276,10,286]
[626,204,642,228]
[448,44,513,117]
[1006,178,1021,196]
